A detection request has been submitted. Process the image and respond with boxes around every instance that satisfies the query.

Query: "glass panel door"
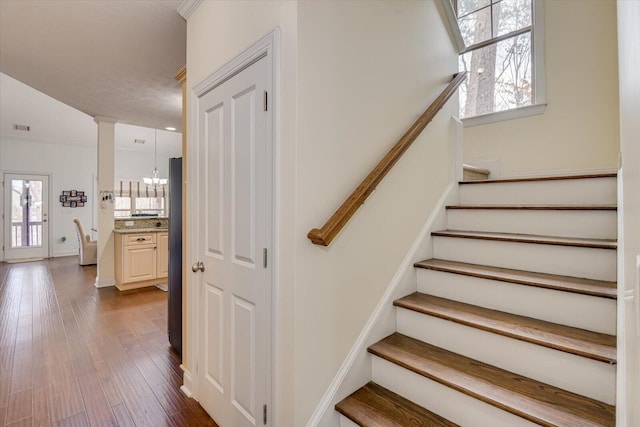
[4,173,49,261]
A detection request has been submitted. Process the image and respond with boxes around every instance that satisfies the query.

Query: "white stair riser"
[459,177,617,205]
[433,237,616,281]
[396,309,616,404]
[371,356,540,427]
[447,209,617,239]
[339,416,359,427]
[416,269,616,334]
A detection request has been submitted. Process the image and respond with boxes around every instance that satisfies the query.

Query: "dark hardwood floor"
[0,256,217,427]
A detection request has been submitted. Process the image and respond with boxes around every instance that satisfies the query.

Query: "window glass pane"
[458,0,491,17]
[459,32,532,118]
[493,0,532,37]
[114,197,131,210]
[134,197,165,215]
[458,6,492,47]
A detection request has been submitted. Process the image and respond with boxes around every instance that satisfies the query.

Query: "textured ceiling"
[0,0,185,131]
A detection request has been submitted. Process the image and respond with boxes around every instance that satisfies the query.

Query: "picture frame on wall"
[77,202,85,207]
[60,195,67,202]
[70,201,77,208]
[63,191,71,196]
[63,201,71,207]
[71,190,77,197]
[81,196,87,202]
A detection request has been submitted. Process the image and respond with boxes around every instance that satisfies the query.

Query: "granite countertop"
[113,228,168,234]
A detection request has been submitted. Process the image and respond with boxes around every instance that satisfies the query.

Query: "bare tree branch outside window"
[458,0,533,118]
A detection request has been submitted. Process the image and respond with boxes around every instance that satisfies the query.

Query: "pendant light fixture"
[143,129,167,189]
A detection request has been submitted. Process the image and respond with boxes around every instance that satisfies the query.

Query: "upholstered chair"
[73,218,97,265]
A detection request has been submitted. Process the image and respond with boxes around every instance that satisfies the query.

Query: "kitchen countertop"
[113,228,168,234]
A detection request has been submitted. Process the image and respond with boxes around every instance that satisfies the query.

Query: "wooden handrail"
[307,72,468,246]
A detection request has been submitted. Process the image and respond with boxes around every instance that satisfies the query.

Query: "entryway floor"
[0,256,218,427]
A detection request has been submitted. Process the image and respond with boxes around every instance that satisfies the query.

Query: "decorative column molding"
[94,117,118,288]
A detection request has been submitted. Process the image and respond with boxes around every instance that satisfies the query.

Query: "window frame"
[440,0,546,126]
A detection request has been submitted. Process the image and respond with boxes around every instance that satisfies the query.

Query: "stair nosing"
[335,381,459,427]
[446,204,617,211]
[459,173,617,185]
[394,293,617,364]
[432,230,617,250]
[369,333,616,427]
[414,259,617,299]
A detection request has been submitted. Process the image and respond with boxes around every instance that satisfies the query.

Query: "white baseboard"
[307,182,458,427]
[52,251,79,258]
[181,369,194,398]
[94,277,115,288]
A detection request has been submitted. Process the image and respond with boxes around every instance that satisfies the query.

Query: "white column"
[94,116,117,288]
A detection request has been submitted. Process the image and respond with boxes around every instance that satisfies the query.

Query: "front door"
[3,173,50,261]
[195,56,271,427]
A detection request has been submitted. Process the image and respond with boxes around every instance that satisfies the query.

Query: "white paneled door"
[3,173,50,261]
[195,56,271,427]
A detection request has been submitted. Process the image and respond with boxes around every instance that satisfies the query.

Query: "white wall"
[187,1,457,425]
[617,1,640,425]
[464,0,620,177]
[0,130,182,262]
[294,1,457,424]
[0,137,97,259]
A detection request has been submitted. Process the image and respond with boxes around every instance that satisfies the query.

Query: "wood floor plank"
[54,411,90,427]
[414,259,617,298]
[4,417,31,427]
[0,257,216,427]
[395,293,616,363]
[432,230,617,249]
[76,373,118,427]
[110,404,136,427]
[4,389,31,425]
[370,333,615,427]
[31,386,50,427]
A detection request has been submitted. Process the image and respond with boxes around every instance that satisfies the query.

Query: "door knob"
[192,261,205,273]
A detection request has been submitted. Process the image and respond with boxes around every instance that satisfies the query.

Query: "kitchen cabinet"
[114,230,168,291]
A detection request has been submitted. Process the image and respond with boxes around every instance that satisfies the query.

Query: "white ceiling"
[0,0,186,132]
[0,72,182,154]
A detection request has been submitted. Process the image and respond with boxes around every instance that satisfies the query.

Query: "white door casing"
[194,52,272,427]
[3,173,50,261]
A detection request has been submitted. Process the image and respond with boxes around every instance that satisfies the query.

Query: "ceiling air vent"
[13,124,30,131]
[134,139,145,144]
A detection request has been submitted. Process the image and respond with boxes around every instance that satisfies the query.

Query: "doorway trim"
[186,28,280,425]
[2,170,53,262]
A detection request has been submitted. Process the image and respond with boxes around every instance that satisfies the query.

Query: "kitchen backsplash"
[114,217,168,229]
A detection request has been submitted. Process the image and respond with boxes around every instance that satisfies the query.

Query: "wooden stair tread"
[394,293,616,363]
[431,230,617,249]
[369,333,616,427]
[336,382,459,427]
[459,173,617,185]
[446,204,617,210]
[414,259,617,299]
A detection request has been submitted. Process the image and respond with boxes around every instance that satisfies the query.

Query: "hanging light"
[143,129,168,189]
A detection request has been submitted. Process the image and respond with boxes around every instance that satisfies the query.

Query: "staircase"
[336,173,618,427]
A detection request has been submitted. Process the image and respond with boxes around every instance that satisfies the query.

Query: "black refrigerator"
[168,157,183,355]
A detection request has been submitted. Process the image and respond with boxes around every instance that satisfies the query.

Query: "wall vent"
[134,139,146,144]
[13,124,30,131]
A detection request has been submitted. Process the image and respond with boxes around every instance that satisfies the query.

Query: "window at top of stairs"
[444,0,546,125]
